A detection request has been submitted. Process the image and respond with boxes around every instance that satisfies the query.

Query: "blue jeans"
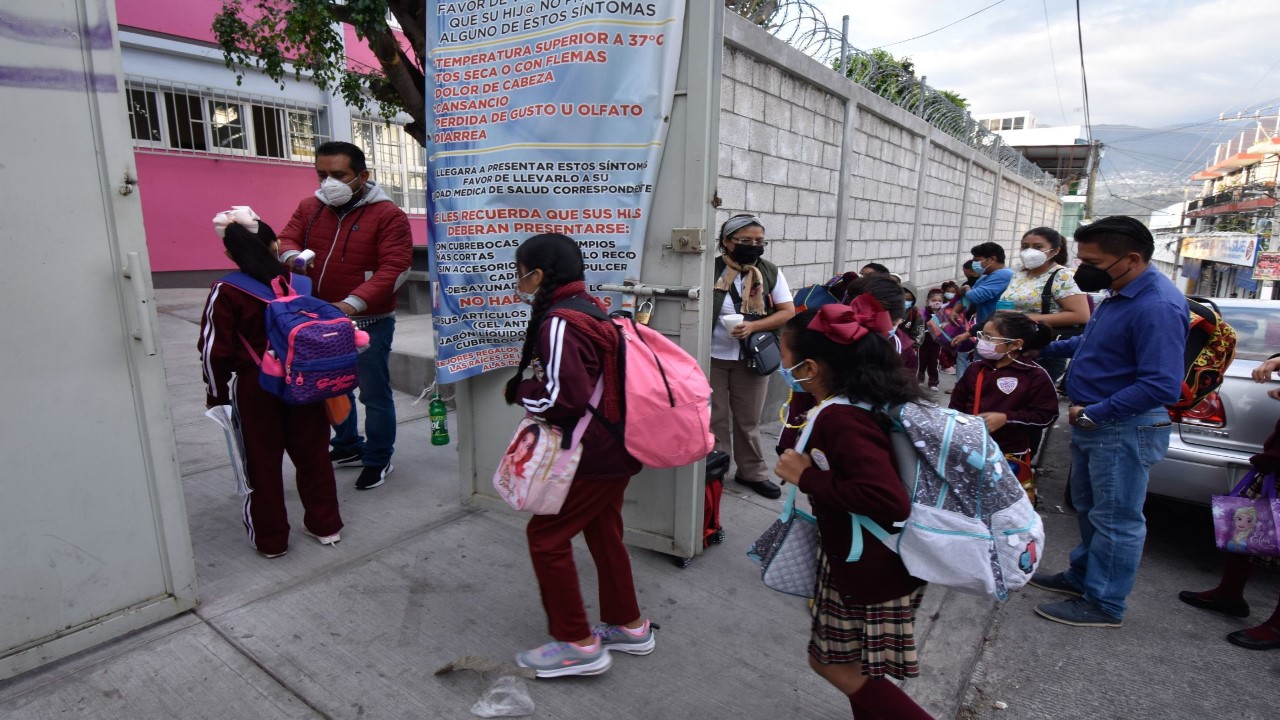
[332,316,396,466]
[1063,409,1171,618]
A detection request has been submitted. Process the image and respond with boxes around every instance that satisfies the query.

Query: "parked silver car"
[1148,298,1280,503]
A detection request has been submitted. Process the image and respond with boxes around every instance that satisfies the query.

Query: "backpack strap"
[972,368,986,415]
[218,272,276,303]
[547,296,617,446]
[549,296,610,322]
[219,272,308,302]
[1040,269,1062,315]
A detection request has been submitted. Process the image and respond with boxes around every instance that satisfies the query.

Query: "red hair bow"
[807,294,893,344]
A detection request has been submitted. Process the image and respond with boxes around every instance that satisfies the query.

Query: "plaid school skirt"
[808,551,926,680]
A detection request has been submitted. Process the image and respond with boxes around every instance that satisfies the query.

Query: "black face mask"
[730,245,765,265]
[1074,257,1126,292]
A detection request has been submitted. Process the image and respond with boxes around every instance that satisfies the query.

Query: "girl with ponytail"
[504,233,652,678]
[772,298,933,720]
[199,207,343,559]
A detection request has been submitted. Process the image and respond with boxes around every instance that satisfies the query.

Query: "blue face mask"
[971,260,985,274]
[904,300,914,310]
[779,361,810,393]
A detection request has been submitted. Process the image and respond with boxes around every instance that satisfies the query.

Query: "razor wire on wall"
[725,1,1058,190]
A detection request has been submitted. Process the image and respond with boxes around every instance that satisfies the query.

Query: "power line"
[1074,0,1092,144]
[877,0,1009,48]
[1042,0,1070,126]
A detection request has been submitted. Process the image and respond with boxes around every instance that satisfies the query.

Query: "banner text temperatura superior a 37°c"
[427,0,686,383]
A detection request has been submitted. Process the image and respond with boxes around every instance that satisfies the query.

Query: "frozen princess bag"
[1211,470,1280,557]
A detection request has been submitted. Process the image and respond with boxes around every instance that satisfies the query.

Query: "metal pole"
[1083,141,1102,223]
[831,16,853,276]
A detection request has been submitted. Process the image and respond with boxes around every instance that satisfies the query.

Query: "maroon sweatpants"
[233,372,343,555]
[526,475,640,641]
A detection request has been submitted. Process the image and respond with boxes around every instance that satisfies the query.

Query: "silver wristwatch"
[1075,412,1097,430]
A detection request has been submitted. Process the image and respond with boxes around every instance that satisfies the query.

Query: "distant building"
[1176,115,1280,298]
[975,111,1095,239]
[115,0,426,283]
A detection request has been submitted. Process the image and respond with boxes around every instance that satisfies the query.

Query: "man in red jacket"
[279,141,413,490]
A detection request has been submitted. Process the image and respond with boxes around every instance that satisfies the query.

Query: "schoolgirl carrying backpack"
[216,272,365,404]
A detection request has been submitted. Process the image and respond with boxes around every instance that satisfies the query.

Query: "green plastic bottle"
[429,392,449,446]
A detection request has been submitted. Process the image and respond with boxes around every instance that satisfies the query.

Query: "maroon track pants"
[233,373,343,555]
[526,476,641,641]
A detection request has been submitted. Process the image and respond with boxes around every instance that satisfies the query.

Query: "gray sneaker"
[594,621,656,655]
[1035,598,1123,628]
[515,641,612,678]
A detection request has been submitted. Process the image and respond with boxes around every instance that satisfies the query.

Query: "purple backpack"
[218,272,360,404]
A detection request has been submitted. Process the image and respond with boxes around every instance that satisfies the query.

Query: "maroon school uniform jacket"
[949,358,1059,456]
[797,404,925,604]
[515,304,641,481]
[893,326,919,372]
[198,279,271,407]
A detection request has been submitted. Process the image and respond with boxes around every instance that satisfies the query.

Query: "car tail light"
[1170,392,1226,428]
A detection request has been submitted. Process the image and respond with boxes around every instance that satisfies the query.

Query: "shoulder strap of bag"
[1040,269,1062,315]
[972,367,986,415]
[219,272,276,303]
[563,378,604,450]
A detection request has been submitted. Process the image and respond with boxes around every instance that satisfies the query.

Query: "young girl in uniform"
[916,288,946,390]
[948,311,1059,504]
[198,209,343,558]
[773,296,934,720]
[506,233,652,678]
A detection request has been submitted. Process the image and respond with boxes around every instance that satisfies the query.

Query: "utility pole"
[1083,141,1103,223]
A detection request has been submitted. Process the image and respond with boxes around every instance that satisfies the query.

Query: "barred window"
[352,119,426,215]
[125,76,329,165]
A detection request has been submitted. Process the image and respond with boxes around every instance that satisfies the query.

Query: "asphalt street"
[958,410,1280,720]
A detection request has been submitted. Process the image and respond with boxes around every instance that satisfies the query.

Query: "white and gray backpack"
[846,400,1044,601]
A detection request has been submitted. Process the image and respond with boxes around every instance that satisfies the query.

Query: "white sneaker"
[302,528,341,546]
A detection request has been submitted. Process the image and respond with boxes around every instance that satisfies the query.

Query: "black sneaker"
[330,448,363,467]
[355,464,393,490]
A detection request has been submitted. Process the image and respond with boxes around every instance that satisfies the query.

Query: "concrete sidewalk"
[0,291,994,719]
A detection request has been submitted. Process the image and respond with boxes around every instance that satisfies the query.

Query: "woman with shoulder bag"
[711,214,796,499]
[995,227,1091,383]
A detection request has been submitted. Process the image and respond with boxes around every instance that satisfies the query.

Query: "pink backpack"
[558,299,715,468]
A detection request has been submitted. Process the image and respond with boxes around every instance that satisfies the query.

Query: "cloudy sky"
[809,0,1280,128]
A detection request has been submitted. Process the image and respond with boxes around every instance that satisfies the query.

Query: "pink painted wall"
[344,26,413,72]
[116,0,222,42]
[135,153,426,273]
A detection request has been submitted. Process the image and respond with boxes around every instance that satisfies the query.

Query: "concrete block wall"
[716,46,844,289]
[717,11,1061,294]
[846,111,923,275]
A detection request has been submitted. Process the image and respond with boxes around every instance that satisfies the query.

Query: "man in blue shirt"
[953,242,1014,376]
[1030,216,1188,628]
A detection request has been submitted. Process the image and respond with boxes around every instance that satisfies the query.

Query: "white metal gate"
[0,0,197,679]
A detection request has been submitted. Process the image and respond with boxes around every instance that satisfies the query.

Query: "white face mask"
[515,270,538,304]
[1020,248,1049,271]
[319,176,358,206]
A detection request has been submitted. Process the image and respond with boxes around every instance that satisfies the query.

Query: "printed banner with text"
[427,0,686,383]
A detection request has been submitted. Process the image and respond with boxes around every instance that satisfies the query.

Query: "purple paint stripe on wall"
[0,8,114,49]
[0,66,118,93]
